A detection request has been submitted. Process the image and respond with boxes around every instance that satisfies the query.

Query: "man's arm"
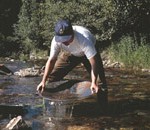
[89,55,99,93]
[89,53,107,93]
[37,57,57,93]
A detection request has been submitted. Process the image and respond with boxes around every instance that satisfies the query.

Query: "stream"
[0,60,150,130]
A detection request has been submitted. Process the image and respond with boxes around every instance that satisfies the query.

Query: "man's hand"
[90,83,99,94]
[37,81,46,93]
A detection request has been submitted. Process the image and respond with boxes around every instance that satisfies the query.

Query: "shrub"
[108,36,150,69]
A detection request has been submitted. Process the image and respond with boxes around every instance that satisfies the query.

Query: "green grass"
[108,36,150,70]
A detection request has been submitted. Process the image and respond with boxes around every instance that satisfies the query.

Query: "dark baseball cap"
[55,19,73,42]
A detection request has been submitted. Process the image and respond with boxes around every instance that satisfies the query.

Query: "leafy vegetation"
[0,0,150,69]
[108,36,150,69]
[14,0,150,50]
[0,0,21,56]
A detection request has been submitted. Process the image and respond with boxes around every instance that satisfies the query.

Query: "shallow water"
[0,60,150,130]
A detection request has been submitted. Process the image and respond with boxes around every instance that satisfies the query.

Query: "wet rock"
[4,57,15,62]
[14,67,41,77]
[142,69,150,73]
[4,116,31,130]
[137,111,147,116]
[0,64,13,75]
[45,118,56,129]
[102,58,124,68]
[67,125,94,130]
[120,128,134,130]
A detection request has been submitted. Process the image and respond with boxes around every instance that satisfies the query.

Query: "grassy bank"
[107,36,150,70]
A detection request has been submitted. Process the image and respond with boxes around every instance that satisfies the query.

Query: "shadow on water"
[0,105,26,119]
[72,98,150,117]
[44,80,80,93]
[108,99,150,116]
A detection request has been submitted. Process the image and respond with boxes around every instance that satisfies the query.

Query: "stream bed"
[0,60,150,130]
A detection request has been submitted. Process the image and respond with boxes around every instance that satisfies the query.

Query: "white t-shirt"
[50,26,97,59]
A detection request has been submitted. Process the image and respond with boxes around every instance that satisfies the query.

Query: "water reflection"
[41,80,92,119]
[43,99,74,119]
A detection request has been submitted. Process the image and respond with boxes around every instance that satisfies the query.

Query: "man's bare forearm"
[42,58,56,83]
[89,56,98,84]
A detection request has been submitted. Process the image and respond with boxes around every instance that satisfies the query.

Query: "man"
[37,19,107,96]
